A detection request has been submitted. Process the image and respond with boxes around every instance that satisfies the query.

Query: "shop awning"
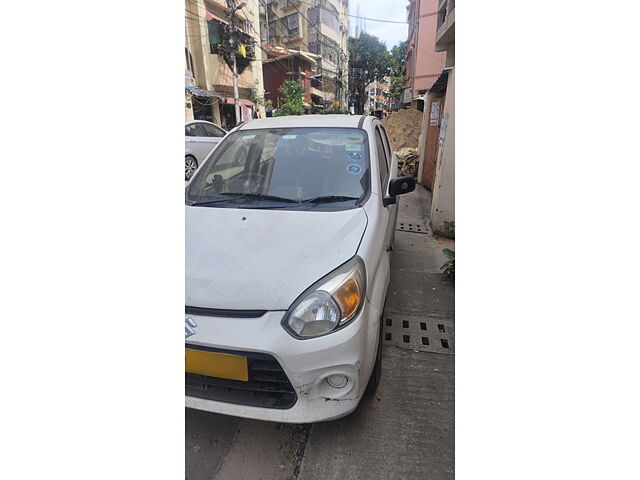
[205,11,229,25]
[191,87,221,98]
[429,69,450,95]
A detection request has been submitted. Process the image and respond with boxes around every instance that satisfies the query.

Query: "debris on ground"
[396,147,420,177]
[382,109,423,150]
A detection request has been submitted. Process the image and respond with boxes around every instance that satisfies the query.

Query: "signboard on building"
[402,88,412,104]
[430,101,440,126]
[185,69,195,90]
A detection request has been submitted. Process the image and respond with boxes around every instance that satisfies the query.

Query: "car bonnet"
[186,206,368,311]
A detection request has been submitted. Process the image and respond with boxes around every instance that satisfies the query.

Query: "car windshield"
[185,128,370,209]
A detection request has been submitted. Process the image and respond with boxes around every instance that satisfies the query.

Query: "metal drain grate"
[397,222,428,234]
[382,312,454,354]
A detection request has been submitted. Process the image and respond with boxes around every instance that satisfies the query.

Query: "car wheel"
[185,155,198,181]
[365,311,384,396]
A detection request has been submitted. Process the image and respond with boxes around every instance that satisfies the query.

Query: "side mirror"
[383,176,416,207]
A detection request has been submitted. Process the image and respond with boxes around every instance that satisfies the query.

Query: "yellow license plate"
[185,348,249,382]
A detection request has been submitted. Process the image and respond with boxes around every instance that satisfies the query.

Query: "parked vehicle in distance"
[185,115,415,423]
[185,120,227,180]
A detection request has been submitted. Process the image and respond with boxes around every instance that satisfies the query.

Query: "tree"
[348,33,391,114]
[388,41,407,106]
[273,80,305,117]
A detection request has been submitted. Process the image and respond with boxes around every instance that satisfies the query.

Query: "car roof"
[237,115,370,130]
[185,120,216,125]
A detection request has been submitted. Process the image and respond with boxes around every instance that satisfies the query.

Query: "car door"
[198,122,227,157]
[373,123,397,250]
[378,123,399,246]
[185,123,211,162]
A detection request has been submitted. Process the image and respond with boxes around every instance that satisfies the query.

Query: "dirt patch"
[382,109,424,151]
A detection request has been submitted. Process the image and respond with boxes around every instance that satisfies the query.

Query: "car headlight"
[282,256,367,339]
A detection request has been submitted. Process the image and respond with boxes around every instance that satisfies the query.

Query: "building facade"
[365,79,391,114]
[402,0,446,110]
[261,46,321,110]
[259,0,349,109]
[428,0,454,237]
[185,0,266,127]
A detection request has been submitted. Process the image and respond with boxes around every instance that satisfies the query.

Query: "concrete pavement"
[185,185,455,479]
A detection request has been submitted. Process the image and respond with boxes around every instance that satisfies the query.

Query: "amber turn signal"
[333,278,361,320]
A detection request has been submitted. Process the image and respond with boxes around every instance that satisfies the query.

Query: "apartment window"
[284,13,299,37]
[437,4,447,29]
[207,20,221,45]
[268,20,277,39]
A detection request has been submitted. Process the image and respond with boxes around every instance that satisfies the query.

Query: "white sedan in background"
[185,120,227,180]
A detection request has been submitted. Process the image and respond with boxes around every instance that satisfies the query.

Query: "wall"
[185,91,194,121]
[404,0,446,102]
[430,67,454,238]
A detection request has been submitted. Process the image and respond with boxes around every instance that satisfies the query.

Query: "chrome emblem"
[185,317,197,338]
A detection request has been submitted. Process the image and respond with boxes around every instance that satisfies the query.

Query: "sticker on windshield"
[282,135,297,140]
[345,144,362,152]
[241,135,256,140]
[346,151,363,161]
[346,134,364,143]
[346,164,363,175]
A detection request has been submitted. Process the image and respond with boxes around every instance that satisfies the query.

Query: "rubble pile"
[382,109,424,150]
[396,147,420,177]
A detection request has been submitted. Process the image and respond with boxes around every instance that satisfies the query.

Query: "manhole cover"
[382,312,454,355]
[397,222,428,234]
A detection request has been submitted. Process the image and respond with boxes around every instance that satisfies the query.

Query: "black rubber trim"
[185,306,267,318]
[357,115,368,129]
[185,343,274,360]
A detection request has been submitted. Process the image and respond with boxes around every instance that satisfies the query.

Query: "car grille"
[185,348,298,410]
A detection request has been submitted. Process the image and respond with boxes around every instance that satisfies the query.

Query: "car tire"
[185,155,198,181]
[365,311,384,396]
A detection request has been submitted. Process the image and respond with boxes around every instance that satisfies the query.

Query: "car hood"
[186,206,368,311]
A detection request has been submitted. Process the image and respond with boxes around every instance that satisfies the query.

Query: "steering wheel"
[234,146,248,166]
[242,173,266,193]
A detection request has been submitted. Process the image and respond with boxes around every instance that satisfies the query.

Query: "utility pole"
[264,0,269,44]
[226,0,246,126]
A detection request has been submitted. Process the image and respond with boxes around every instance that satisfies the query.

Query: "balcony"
[281,0,302,12]
[435,0,455,51]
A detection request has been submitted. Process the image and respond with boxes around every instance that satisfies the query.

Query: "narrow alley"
[186,185,455,480]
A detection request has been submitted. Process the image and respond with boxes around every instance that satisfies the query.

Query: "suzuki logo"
[185,317,197,338]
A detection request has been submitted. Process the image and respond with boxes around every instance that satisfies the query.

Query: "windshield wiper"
[189,193,300,206]
[250,195,361,209]
[300,195,359,204]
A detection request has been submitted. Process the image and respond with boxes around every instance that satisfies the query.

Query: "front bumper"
[185,300,380,423]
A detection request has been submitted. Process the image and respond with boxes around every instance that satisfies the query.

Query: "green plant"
[209,22,255,75]
[441,248,455,280]
[273,80,305,117]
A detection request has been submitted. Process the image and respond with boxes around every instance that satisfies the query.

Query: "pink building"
[403,0,446,108]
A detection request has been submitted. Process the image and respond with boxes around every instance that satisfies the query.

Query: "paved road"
[186,186,455,479]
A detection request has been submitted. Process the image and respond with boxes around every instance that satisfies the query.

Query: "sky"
[348,0,409,50]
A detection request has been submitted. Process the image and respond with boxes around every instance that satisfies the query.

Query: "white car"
[185,120,227,180]
[185,115,415,423]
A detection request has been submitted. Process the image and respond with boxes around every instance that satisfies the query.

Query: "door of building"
[420,94,445,191]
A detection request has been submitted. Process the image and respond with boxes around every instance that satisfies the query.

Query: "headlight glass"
[286,291,341,337]
[282,256,367,339]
